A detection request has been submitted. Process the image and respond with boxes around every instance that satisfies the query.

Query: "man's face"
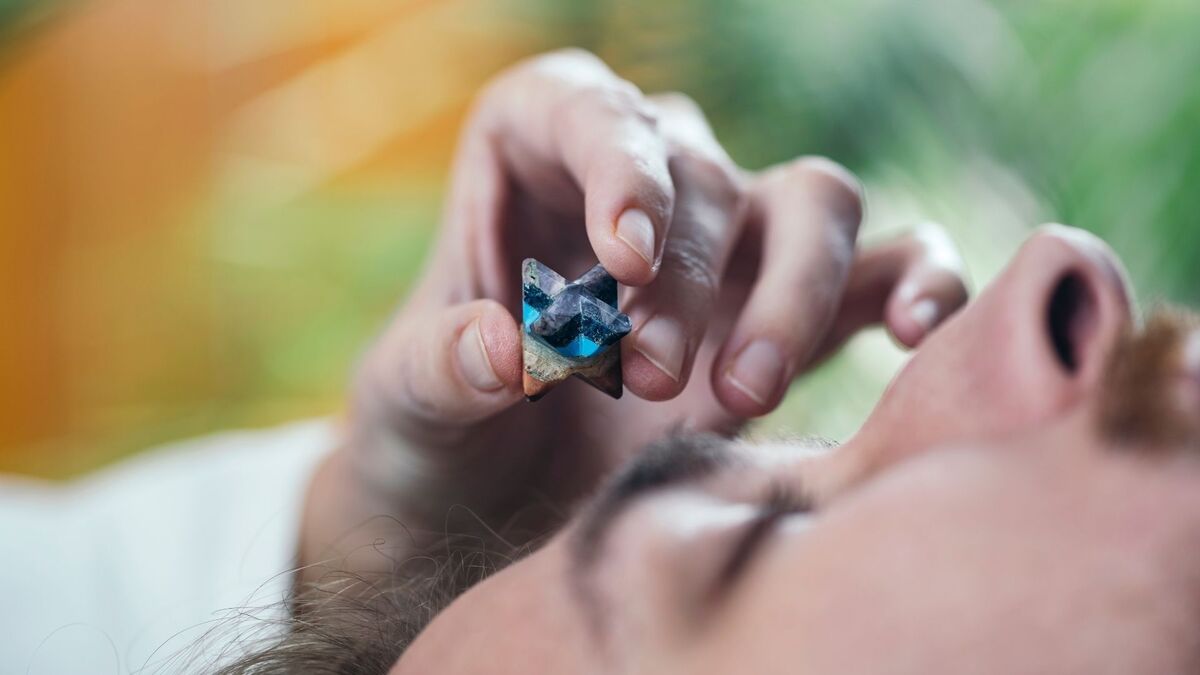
[396,226,1200,674]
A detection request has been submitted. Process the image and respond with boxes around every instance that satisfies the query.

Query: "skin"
[291,48,1200,672]
[396,228,1200,674]
[300,49,968,580]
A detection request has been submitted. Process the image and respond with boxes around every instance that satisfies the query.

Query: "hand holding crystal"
[315,50,971,560]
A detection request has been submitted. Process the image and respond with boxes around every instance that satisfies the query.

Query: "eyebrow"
[566,433,739,639]
[565,433,835,648]
[570,433,738,569]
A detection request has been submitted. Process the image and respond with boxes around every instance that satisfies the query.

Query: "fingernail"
[910,298,940,333]
[727,340,784,406]
[615,208,656,266]
[457,320,503,391]
[633,315,686,381]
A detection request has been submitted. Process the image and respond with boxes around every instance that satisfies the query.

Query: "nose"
[1010,224,1132,386]
[842,224,1135,486]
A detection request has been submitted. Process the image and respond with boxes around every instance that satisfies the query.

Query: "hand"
[304,50,968,572]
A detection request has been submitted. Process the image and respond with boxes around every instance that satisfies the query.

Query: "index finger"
[463,49,676,288]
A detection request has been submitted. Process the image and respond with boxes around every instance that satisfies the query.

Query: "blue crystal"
[522,260,631,359]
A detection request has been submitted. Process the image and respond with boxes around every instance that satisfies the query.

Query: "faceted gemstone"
[521,259,631,400]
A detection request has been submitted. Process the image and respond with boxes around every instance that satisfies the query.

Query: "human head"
[395,225,1200,673]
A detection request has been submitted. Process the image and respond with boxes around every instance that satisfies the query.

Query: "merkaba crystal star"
[521,259,632,400]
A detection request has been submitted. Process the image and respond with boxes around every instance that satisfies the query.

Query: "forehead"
[394,535,589,674]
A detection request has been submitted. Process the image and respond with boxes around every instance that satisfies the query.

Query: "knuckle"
[911,221,963,268]
[539,46,606,69]
[661,236,720,299]
[770,156,865,224]
[596,135,673,208]
[560,78,658,130]
[522,47,607,81]
[636,161,676,215]
[650,90,702,117]
[484,48,622,119]
[359,339,439,422]
[878,222,964,279]
[396,361,441,420]
[910,220,949,242]
[798,157,864,208]
[888,223,938,258]
[791,270,843,313]
[671,149,741,208]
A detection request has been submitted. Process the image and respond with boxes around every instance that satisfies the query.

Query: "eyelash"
[709,482,813,596]
[760,482,813,516]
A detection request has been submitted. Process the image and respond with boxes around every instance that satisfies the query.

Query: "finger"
[881,224,969,347]
[712,157,865,417]
[359,299,523,435]
[469,49,675,287]
[808,224,970,365]
[622,93,746,400]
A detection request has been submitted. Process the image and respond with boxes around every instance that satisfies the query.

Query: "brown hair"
[208,535,526,674]
[1100,307,1200,450]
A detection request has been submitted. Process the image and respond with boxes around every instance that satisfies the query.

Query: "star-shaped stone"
[521,259,632,400]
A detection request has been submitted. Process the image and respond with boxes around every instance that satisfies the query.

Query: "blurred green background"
[1,0,1197,477]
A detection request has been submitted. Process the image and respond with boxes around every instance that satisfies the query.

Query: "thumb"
[360,299,524,430]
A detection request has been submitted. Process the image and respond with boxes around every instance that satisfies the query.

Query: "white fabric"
[0,419,335,674]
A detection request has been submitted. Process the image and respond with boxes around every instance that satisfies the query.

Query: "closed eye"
[708,485,812,602]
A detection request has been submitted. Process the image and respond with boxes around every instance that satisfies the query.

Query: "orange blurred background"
[6,0,1198,478]
[0,0,534,476]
